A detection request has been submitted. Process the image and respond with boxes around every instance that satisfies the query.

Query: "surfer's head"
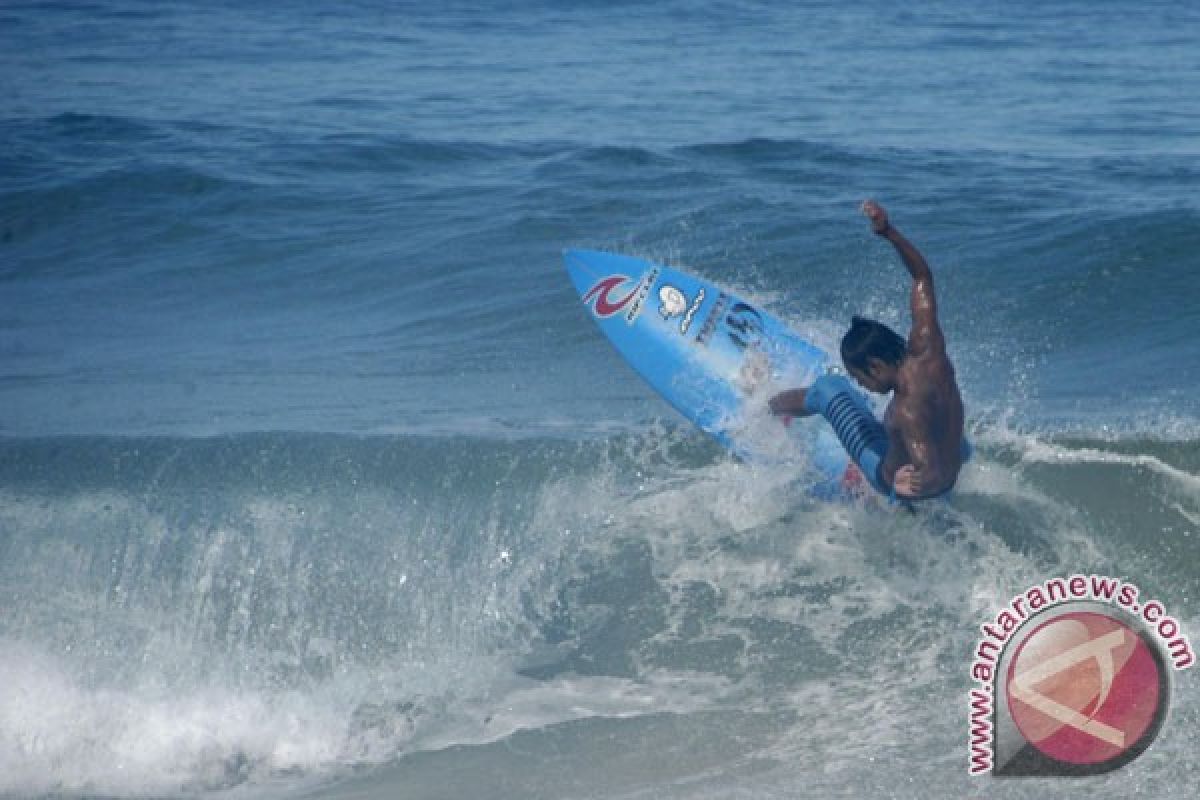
[841,315,906,393]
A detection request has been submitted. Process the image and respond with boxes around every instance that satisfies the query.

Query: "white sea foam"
[0,421,1195,798]
[0,641,358,796]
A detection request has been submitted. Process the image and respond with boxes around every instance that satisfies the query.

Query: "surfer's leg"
[803,374,890,494]
[768,388,816,417]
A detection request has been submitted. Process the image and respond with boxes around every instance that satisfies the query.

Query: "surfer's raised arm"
[861,200,944,357]
[769,202,965,501]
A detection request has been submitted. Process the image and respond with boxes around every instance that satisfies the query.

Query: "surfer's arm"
[861,200,944,356]
[879,426,906,489]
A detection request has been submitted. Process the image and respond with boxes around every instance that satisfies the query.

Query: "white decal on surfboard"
[680,288,705,335]
[625,267,659,325]
[695,292,728,345]
[658,285,687,319]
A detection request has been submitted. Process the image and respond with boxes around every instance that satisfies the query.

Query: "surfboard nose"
[563,248,623,296]
[562,249,596,296]
[563,248,601,268]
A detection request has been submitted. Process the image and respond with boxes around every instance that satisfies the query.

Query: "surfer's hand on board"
[892,464,922,497]
[861,199,890,236]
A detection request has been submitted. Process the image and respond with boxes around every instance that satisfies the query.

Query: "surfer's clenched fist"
[861,199,890,235]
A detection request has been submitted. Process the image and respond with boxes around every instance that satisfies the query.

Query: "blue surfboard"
[564,248,863,495]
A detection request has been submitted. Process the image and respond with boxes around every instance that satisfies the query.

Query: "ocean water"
[2,1,1199,797]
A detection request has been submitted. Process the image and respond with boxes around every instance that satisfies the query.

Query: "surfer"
[768,200,965,499]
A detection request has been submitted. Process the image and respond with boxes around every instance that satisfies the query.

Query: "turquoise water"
[1,2,1198,797]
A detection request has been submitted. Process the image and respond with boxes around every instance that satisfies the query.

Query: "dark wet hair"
[841,316,907,370]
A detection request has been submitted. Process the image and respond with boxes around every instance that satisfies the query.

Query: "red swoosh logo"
[582,275,637,317]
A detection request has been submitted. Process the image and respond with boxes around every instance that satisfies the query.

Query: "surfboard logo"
[695,292,728,345]
[658,285,706,336]
[725,302,765,350]
[658,285,687,320]
[583,275,637,317]
[680,288,705,335]
[583,269,659,323]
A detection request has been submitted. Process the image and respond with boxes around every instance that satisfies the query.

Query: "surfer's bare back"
[769,200,965,499]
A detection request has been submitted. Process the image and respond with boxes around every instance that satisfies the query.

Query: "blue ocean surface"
[1,1,1198,798]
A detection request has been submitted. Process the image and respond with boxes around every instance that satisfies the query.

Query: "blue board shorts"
[803,373,971,500]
